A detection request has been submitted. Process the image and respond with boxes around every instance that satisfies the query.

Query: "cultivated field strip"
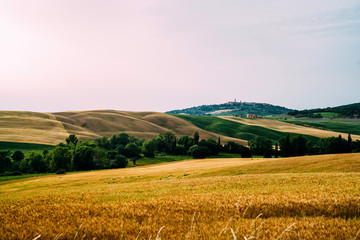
[221,117,360,140]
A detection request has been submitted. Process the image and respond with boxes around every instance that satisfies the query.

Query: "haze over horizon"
[1,1,360,113]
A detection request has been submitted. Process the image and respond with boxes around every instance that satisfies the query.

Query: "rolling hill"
[2,109,360,148]
[288,102,360,118]
[0,110,247,146]
[166,101,292,116]
[220,116,360,140]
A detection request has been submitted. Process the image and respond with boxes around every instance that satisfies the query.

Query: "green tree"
[129,135,143,146]
[19,159,30,173]
[198,139,220,155]
[111,155,128,168]
[43,150,49,158]
[66,134,78,149]
[223,141,242,153]
[12,150,25,162]
[194,131,199,145]
[142,139,158,157]
[93,147,109,169]
[174,145,186,155]
[248,136,272,157]
[348,134,353,153]
[72,145,95,170]
[50,146,72,172]
[96,136,110,149]
[118,133,130,145]
[178,135,193,151]
[274,143,279,158]
[279,134,292,157]
[0,151,12,173]
[291,135,308,156]
[125,143,141,164]
[318,136,348,154]
[159,132,177,154]
[188,145,211,159]
[28,152,47,173]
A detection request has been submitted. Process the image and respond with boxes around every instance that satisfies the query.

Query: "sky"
[0,0,359,112]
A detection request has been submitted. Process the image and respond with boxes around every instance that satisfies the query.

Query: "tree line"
[1,132,360,176]
[0,132,248,176]
[248,133,360,158]
[288,103,360,118]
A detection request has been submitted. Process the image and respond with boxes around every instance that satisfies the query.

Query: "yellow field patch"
[0,111,69,145]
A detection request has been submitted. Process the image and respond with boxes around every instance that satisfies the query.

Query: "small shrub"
[188,145,211,159]
[56,169,66,174]
[113,155,128,168]
[4,171,22,176]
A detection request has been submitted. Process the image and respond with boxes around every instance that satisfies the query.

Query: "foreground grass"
[0,153,359,239]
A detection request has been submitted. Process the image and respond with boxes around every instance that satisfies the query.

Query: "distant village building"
[227,99,242,105]
[246,114,256,118]
[246,114,263,118]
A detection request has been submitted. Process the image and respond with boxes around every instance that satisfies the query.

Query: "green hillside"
[283,119,360,136]
[174,115,319,143]
[288,102,360,118]
[0,141,55,155]
[167,101,292,116]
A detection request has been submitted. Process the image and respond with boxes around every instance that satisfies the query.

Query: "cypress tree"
[348,134,353,153]
[283,134,292,157]
[194,131,199,145]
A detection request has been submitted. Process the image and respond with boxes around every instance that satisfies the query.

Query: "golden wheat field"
[0,110,246,145]
[1,153,360,239]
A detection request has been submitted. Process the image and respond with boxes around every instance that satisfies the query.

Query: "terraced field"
[1,153,359,239]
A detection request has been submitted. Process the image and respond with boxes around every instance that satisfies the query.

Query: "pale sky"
[1,1,359,112]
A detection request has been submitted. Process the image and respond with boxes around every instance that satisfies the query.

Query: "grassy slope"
[222,117,360,140]
[175,114,319,143]
[284,118,360,136]
[0,153,359,239]
[0,141,55,155]
[0,110,246,146]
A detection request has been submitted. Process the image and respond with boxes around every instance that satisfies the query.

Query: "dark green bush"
[56,169,66,174]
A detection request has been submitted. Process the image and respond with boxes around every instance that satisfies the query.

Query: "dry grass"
[0,153,359,239]
[222,117,360,140]
[0,110,245,145]
[0,111,69,145]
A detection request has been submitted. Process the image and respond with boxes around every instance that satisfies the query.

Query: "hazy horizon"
[1,1,359,112]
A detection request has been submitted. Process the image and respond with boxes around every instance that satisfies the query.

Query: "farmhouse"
[246,114,263,118]
[246,114,256,118]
